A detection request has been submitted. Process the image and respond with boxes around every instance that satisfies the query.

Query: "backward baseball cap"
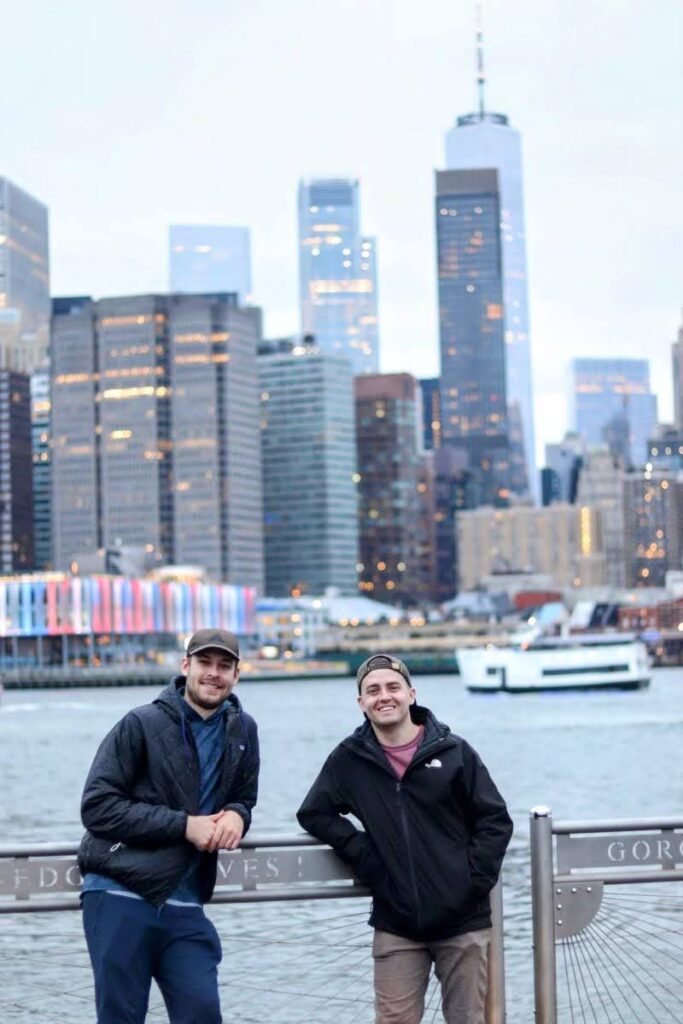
[186,628,240,660]
[356,653,411,692]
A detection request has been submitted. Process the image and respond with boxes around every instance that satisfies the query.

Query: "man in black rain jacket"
[297,653,512,1024]
[78,628,259,1024]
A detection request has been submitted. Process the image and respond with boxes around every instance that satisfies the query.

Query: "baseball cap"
[356,653,411,692]
[186,628,240,661]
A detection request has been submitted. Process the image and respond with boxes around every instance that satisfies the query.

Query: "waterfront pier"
[2,815,682,1022]
[0,833,505,1023]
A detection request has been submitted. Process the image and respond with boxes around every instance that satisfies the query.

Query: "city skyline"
[2,0,681,459]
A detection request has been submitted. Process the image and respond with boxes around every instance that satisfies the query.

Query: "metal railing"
[530,808,683,1023]
[0,833,506,1024]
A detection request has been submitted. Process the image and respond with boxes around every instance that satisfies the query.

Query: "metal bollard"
[530,806,557,1024]
[486,877,506,1024]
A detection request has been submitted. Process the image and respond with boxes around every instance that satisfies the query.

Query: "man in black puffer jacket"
[78,628,259,1024]
[298,653,512,1024]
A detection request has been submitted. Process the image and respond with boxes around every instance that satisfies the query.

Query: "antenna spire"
[475,1,486,118]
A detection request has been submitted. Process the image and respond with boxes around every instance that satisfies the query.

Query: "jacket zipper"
[396,780,421,930]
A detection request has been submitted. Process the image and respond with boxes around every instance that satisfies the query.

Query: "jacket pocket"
[348,833,385,890]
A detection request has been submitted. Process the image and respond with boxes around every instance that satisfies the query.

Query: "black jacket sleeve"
[81,713,187,846]
[297,750,382,886]
[222,716,260,835]
[458,741,513,896]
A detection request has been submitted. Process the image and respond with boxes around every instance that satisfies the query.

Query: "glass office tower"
[169,225,252,305]
[435,168,510,507]
[30,369,51,569]
[259,337,359,596]
[571,358,658,469]
[672,314,683,432]
[51,293,264,588]
[298,178,379,374]
[0,177,50,372]
[444,112,535,498]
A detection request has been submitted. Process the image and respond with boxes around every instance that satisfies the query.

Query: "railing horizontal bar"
[0,898,81,913]
[241,833,321,849]
[0,832,321,858]
[552,817,683,835]
[0,884,371,914]
[212,884,370,904]
[554,869,683,885]
[0,843,80,857]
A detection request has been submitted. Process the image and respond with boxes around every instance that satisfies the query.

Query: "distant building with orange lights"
[622,469,683,588]
[50,293,264,589]
[456,502,607,591]
[354,373,435,604]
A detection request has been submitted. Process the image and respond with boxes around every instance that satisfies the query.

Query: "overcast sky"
[3,0,681,458]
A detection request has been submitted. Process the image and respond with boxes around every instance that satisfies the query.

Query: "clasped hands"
[185,809,244,852]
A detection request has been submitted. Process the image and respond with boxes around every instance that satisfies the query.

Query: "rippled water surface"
[1,669,681,1022]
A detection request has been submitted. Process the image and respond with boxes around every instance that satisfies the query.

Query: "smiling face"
[357,668,416,732]
[181,648,239,717]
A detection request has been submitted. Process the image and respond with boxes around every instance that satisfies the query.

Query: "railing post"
[530,806,557,1024]
[485,877,506,1023]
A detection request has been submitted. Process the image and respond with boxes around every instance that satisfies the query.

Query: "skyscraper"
[435,167,510,507]
[542,433,584,506]
[671,312,683,432]
[622,469,683,587]
[354,374,434,603]
[0,177,50,372]
[169,225,252,305]
[259,337,358,596]
[443,17,536,498]
[50,297,99,570]
[571,358,658,468]
[419,377,442,451]
[0,370,34,572]
[0,177,50,573]
[31,369,51,570]
[576,448,626,588]
[51,293,264,589]
[298,178,379,374]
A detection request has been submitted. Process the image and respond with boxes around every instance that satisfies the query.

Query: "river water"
[0,669,681,1022]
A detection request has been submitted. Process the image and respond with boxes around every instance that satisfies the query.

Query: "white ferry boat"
[458,632,651,693]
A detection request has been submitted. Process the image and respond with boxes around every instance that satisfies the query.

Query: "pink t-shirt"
[380,726,425,780]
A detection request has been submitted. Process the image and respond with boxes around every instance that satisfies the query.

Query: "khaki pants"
[372,927,490,1024]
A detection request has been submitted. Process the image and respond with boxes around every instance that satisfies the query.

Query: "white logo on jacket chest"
[425,758,442,769]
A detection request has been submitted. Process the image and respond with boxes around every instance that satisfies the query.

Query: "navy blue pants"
[82,892,222,1023]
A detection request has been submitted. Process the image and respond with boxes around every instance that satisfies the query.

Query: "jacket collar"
[343,703,454,758]
[153,675,242,721]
